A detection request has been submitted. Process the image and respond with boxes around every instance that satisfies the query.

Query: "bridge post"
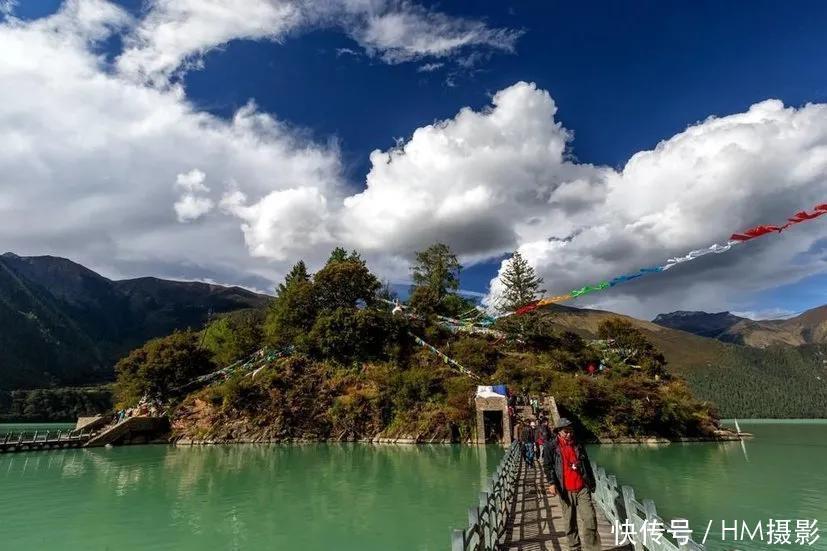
[622,485,644,551]
[451,529,465,551]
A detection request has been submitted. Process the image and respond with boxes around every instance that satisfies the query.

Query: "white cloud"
[0,0,342,288]
[174,194,214,222]
[116,0,521,84]
[220,186,334,261]
[175,168,209,193]
[483,98,827,318]
[2,1,826,320]
[1,0,16,18]
[417,62,443,72]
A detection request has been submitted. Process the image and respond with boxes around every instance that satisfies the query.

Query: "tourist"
[537,419,551,461]
[520,421,536,466]
[530,396,539,417]
[542,418,601,551]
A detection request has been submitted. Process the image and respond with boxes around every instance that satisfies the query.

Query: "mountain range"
[0,253,268,390]
[1,253,825,417]
[652,308,827,347]
[519,304,827,417]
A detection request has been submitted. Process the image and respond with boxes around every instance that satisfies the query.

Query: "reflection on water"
[590,422,827,551]
[0,443,503,551]
[3,423,823,551]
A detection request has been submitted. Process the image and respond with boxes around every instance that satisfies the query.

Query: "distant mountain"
[0,253,269,390]
[652,306,827,347]
[652,311,747,342]
[537,304,827,418]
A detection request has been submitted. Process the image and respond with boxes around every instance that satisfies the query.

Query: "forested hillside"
[505,305,827,418]
[117,245,724,442]
[0,253,268,390]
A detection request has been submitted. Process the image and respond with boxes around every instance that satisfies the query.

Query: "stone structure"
[474,394,511,446]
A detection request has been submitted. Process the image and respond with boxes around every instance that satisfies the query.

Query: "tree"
[265,261,317,347]
[314,252,381,311]
[327,247,348,264]
[496,251,544,313]
[202,309,264,366]
[277,260,309,295]
[597,318,667,378]
[411,243,461,303]
[114,330,215,406]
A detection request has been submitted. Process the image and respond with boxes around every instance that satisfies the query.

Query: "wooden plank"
[504,458,628,551]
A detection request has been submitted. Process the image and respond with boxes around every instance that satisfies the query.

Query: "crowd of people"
[511,396,601,551]
[113,396,164,424]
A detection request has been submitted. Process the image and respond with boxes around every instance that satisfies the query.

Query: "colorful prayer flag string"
[511,202,827,316]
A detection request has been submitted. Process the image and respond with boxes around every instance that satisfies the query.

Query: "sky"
[0,0,826,320]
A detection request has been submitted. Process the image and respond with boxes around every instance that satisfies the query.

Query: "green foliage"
[496,251,545,313]
[0,386,113,422]
[313,255,381,311]
[202,309,263,366]
[598,318,668,378]
[411,243,461,303]
[448,337,500,376]
[265,271,317,348]
[681,344,827,418]
[308,308,403,364]
[114,330,215,407]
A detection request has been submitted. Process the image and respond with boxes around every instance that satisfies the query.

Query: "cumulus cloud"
[484,98,827,318]
[2,0,826,319]
[0,0,342,288]
[173,168,213,222]
[117,0,521,84]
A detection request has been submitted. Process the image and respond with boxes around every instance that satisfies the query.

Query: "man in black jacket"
[542,418,601,551]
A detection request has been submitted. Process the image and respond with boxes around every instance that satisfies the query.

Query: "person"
[537,418,552,461]
[542,418,601,551]
[520,421,536,466]
[530,397,540,417]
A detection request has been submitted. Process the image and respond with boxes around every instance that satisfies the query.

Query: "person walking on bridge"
[542,418,601,551]
[520,421,536,466]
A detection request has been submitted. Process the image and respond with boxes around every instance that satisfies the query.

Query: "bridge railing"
[592,462,705,551]
[451,442,521,551]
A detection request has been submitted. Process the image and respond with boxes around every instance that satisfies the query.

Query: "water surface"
[590,421,827,550]
[0,443,503,550]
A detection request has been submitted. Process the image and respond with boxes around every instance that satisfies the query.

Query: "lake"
[0,421,824,550]
[590,420,827,550]
[0,439,503,550]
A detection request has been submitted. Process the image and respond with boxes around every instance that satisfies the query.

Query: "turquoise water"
[590,421,827,550]
[2,422,824,550]
[0,443,503,550]
[0,422,75,433]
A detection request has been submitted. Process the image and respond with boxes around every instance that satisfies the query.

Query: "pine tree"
[411,243,461,301]
[277,260,309,296]
[327,247,348,264]
[496,251,544,313]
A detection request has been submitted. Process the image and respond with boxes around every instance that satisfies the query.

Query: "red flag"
[787,210,827,224]
[515,302,540,315]
[729,225,784,241]
[816,203,827,212]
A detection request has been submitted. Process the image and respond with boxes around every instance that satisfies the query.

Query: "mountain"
[651,311,747,341]
[0,253,269,390]
[537,304,827,418]
[652,306,827,347]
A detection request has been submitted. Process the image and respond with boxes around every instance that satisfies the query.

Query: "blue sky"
[1,0,826,319]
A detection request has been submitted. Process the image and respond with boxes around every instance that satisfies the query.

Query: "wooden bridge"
[451,442,705,551]
[0,429,92,453]
[0,416,169,454]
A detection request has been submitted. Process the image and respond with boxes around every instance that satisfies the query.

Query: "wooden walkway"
[504,458,625,551]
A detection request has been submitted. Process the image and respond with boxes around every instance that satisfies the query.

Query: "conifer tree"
[496,251,544,313]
